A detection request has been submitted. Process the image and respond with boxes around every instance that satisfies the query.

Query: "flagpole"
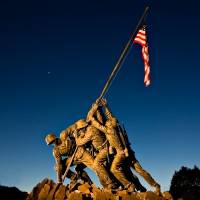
[99,6,149,99]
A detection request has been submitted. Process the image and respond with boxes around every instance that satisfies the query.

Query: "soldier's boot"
[126,183,136,192]
[107,182,118,190]
[103,184,117,193]
[154,183,161,196]
[137,185,147,192]
[132,174,147,192]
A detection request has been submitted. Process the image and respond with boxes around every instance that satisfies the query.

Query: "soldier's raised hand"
[102,98,108,107]
[95,98,102,106]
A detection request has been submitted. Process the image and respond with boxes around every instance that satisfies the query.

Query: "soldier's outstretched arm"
[86,102,99,122]
[89,115,114,135]
[96,105,108,124]
[60,124,76,141]
[96,107,103,123]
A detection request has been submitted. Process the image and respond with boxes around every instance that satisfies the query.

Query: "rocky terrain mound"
[25,178,173,200]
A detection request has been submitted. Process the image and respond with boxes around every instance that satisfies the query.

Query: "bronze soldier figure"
[99,98,161,195]
[60,119,116,190]
[45,97,161,195]
[45,133,92,184]
[74,119,117,189]
[87,99,136,192]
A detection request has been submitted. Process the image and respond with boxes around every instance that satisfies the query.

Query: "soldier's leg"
[61,158,77,181]
[123,158,146,192]
[110,151,135,192]
[93,148,107,165]
[79,149,116,189]
[131,173,147,192]
[131,160,161,195]
[131,160,155,187]
[74,163,93,184]
[93,149,107,188]
[64,156,92,183]
[93,149,117,188]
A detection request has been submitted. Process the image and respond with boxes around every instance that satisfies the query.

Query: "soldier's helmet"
[45,133,57,145]
[75,119,88,130]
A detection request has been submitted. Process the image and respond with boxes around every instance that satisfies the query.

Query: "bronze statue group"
[45,98,161,195]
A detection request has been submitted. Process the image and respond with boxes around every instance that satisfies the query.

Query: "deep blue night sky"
[0,0,200,193]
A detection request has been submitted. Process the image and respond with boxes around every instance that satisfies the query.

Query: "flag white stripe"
[134,24,150,86]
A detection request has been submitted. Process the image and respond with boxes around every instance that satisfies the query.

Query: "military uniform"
[102,100,160,194]
[61,120,116,189]
[53,142,94,184]
[87,104,134,191]
[45,133,92,184]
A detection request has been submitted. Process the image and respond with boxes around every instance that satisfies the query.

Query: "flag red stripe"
[133,24,150,86]
[134,40,145,46]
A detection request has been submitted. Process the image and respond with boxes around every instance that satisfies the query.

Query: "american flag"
[134,23,150,86]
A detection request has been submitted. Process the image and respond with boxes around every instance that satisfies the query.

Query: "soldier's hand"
[102,98,108,107]
[95,98,102,106]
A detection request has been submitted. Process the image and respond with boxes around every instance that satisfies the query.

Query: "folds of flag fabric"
[134,23,150,87]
